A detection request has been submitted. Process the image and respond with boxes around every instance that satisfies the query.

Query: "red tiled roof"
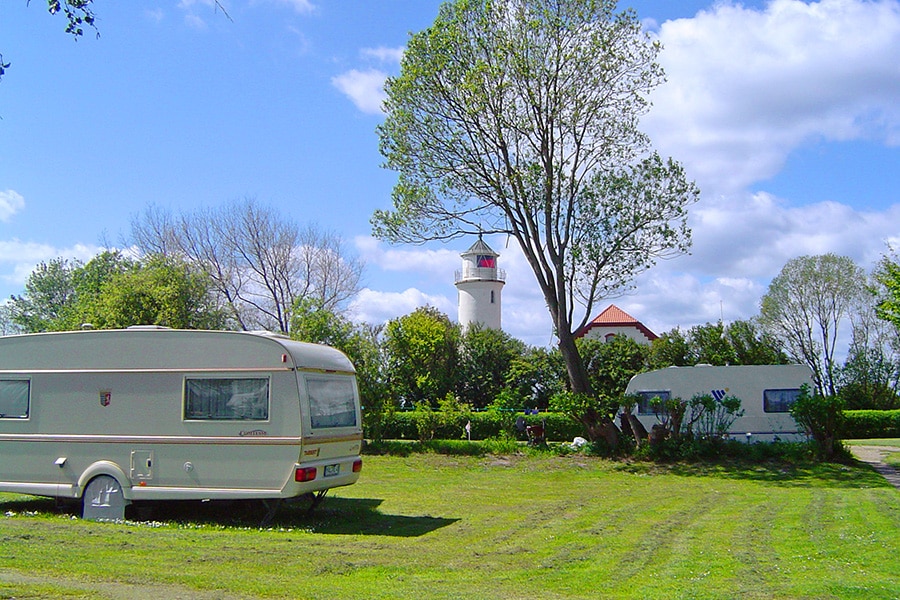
[574,304,658,341]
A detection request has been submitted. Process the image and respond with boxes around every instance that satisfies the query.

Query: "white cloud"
[0,191,24,223]
[183,13,207,30]
[144,8,165,23]
[333,46,403,114]
[347,287,454,325]
[252,0,316,14]
[0,240,102,293]
[354,235,459,277]
[331,69,388,115]
[361,46,404,64]
[645,0,900,195]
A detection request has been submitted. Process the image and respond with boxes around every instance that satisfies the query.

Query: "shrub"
[632,437,823,463]
[790,386,845,460]
[687,394,744,438]
[377,410,581,442]
[841,409,900,439]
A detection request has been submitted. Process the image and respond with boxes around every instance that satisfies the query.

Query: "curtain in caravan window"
[307,376,357,429]
[184,378,269,420]
[763,388,800,413]
[0,380,29,418]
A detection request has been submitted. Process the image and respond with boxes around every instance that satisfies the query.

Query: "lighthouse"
[455,235,505,331]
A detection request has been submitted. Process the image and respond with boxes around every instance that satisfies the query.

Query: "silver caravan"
[0,327,363,520]
[624,364,814,442]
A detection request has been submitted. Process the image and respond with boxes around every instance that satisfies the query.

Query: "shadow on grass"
[0,494,459,537]
[614,459,892,489]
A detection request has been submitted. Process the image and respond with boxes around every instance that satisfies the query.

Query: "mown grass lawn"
[1,454,899,599]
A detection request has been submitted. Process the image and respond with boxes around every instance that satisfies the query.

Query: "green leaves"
[7,251,228,332]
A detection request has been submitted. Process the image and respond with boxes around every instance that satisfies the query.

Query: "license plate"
[324,464,340,477]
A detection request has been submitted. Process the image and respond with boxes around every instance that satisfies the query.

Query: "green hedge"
[376,411,584,442]
[841,410,900,439]
[372,409,900,442]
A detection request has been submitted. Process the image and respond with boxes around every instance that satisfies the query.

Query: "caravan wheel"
[82,475,127,522]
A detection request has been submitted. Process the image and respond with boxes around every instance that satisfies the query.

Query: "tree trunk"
[626,410,648,447]
[558,329,592,395]
[558,328,620,448]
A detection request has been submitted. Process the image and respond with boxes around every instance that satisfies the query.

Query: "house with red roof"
[574,305,657,345]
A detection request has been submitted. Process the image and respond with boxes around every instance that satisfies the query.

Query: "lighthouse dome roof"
[461,234,498,257]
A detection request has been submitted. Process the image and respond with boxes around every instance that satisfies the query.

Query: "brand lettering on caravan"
[239,429,268,437]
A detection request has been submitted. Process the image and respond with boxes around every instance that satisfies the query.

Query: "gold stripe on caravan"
[303,433,364,445]
[0,434,302,446]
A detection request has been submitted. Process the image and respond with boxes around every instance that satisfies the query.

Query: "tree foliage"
[8,257,79,332]
[837,281,900,410]
[873,252,900,332]
[503,346,568,410]
[373,0,698,416]
[648,320,788,369]
[759,254,866,397]
[790,385,845,461]
[131,199,363,334]
[457,325,527,409]
[577,335,647,399]
[383,307,460,407]
[80,255,229,330]
[7,251,227,331]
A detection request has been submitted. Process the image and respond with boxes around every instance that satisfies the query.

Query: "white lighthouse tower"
[455,234,506,331]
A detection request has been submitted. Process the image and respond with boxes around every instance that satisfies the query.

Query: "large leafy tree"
[373,0,698,441]
[759,254,866,397]
[577,335,647,399]
[80,255,230,330]
[649,320,788,368]
[7,251,228,332]
[457,325,527,409]
[874,252,900,332]
[382,306,460,407]
[7,257,79,332]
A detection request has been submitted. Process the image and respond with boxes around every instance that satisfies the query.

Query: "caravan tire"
[82,475,127,522]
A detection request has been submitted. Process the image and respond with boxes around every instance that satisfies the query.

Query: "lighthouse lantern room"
[455,235,506,331]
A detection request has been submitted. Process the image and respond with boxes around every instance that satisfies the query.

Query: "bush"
[790,386,844,460]
[841,409,900,439]
[632,437,824,463]
[377,410,582,442]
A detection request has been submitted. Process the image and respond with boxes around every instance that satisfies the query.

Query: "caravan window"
[0,380,29,419]
[184,378,270,421]
[635,390,670,415]
[763,388,800,413]
[307,376,357,429]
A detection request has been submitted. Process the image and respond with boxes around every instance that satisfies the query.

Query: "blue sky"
[0,0,898,348]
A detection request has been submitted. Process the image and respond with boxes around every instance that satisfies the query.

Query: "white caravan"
[0,327,363,520]
[624,364,814,442]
